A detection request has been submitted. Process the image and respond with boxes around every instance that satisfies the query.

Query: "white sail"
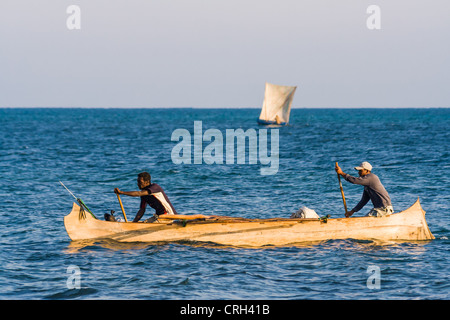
[258,82,297,125]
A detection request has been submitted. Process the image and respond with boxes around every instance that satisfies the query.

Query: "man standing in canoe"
[335,162,393,218]
[114,172,178,222]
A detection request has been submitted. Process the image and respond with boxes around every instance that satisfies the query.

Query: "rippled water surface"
[0,108,448,300]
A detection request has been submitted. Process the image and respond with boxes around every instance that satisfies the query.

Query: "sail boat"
[257,82,297,125]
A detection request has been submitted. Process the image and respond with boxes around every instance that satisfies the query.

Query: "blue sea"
[0,108,448,302]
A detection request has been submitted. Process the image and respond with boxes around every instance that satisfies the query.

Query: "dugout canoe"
[63,198,434,246]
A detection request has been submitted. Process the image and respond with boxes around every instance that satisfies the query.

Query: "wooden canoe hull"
[64,198,434,246]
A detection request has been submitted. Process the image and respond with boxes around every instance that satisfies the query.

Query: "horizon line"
[0,106,448,109]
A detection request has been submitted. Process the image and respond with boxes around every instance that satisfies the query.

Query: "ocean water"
[0,108,448,301]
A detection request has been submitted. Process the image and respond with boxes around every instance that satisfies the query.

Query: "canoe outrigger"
[64,198,434,247]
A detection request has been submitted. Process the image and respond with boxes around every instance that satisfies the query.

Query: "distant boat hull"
[257,118,287,126]
[64,198,434,247]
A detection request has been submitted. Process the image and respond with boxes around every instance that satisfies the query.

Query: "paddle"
[116,193,128,222]
[335,162,348,214]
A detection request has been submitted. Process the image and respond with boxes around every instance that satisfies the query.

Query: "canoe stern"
[406,198,435,240]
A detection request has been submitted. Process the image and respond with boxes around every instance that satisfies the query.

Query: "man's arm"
[114,188,149,222]
[336,164,369,217]
[114,188,149,197]
[335,164,371,186]
[133,208,146,222]
[335,163,348,177]
[352,190,370,213]
[132,196,150,222]
[344,174,371,186]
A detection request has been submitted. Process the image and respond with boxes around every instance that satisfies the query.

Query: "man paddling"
[114,172,178,222]
[335,162,393,218]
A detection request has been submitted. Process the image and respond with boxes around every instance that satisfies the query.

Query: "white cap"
[354,161,372,171]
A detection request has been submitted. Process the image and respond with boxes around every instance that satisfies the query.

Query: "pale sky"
[0,0,449,108]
